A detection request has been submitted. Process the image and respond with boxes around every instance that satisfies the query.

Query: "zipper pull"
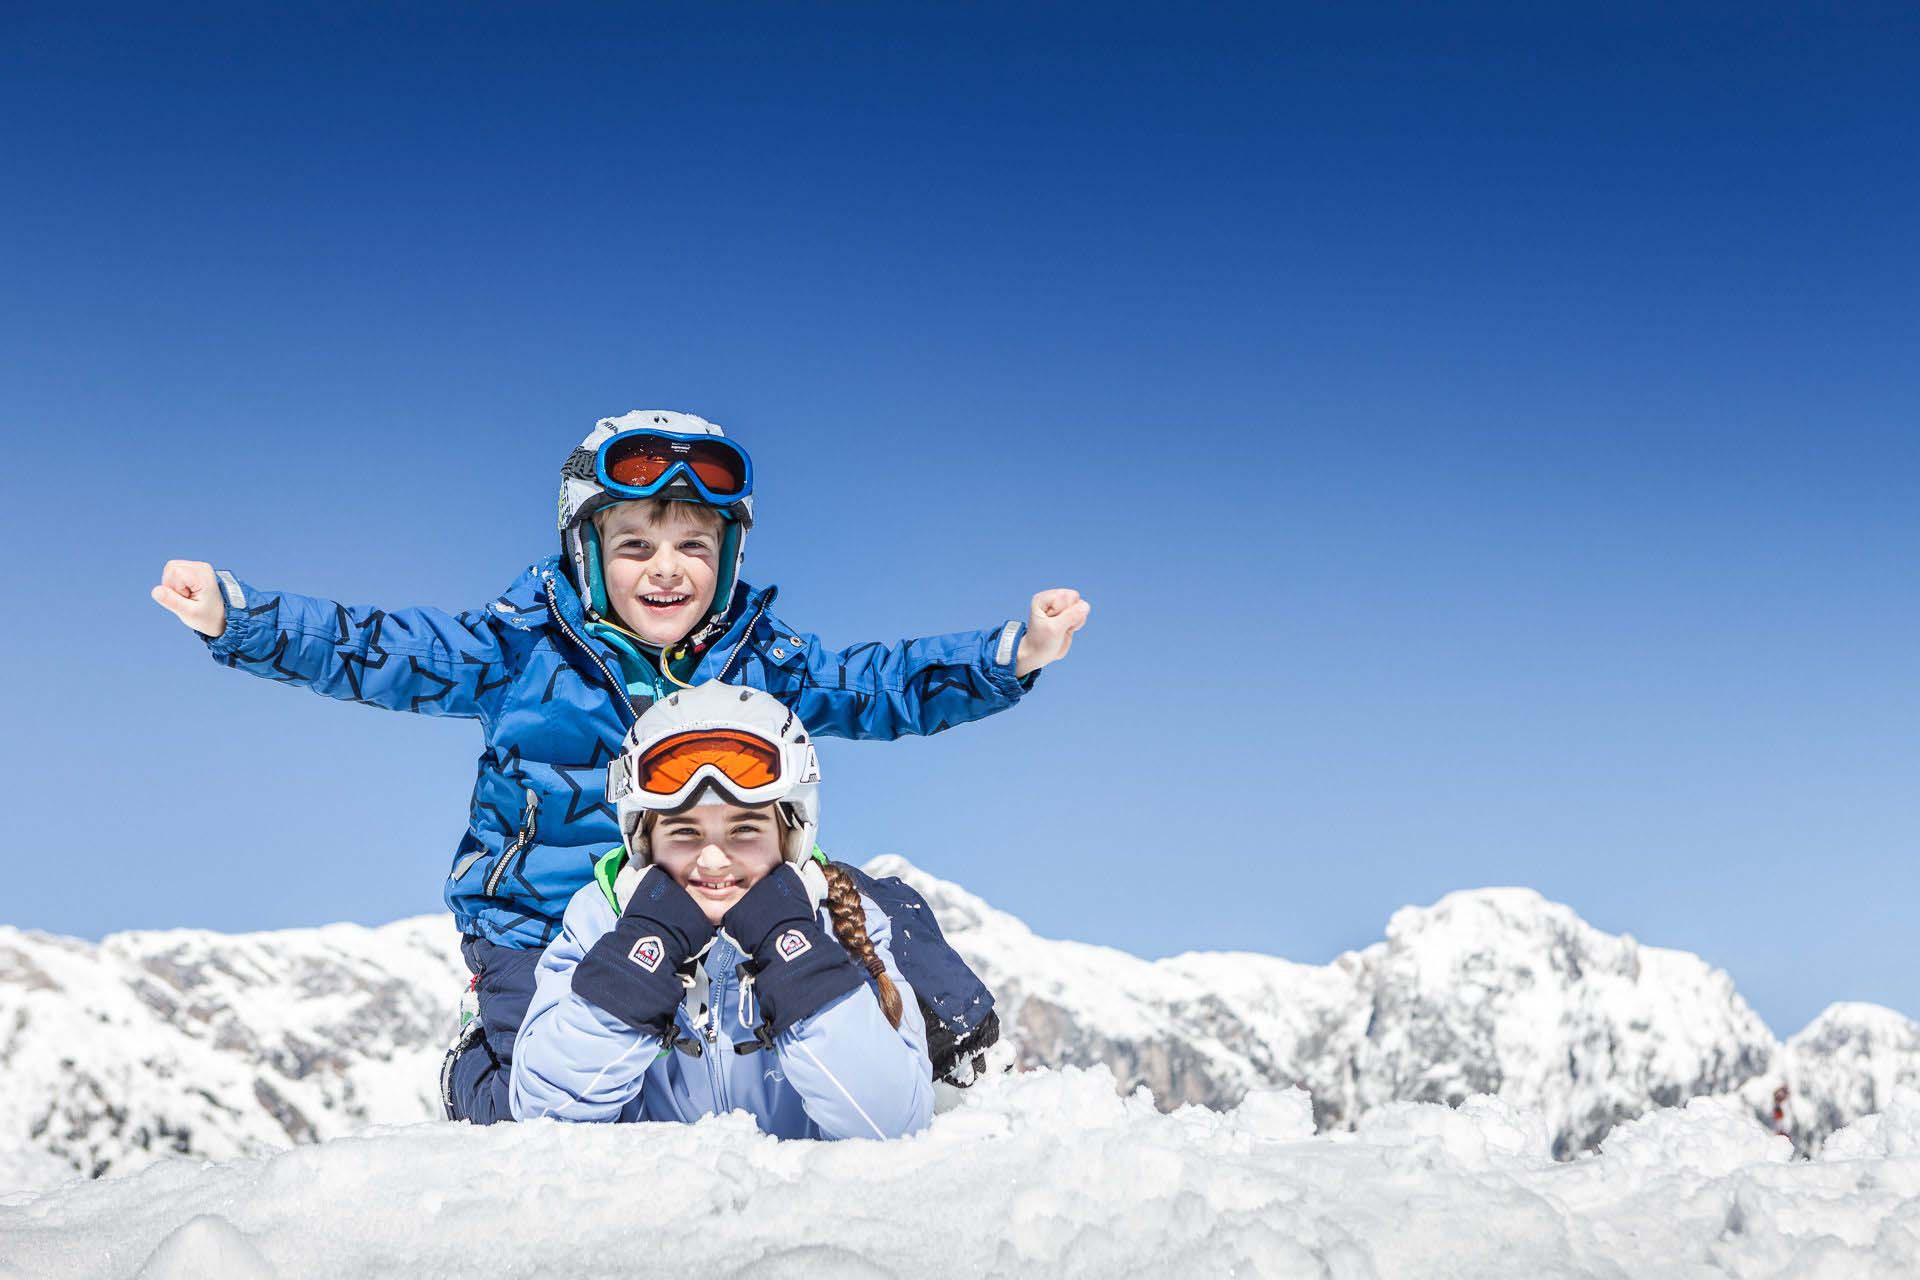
[737,971,757,1031]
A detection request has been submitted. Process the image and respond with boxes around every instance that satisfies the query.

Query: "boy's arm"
[163,561,518,722]
[782,621,1032,740]
[776,588,1088,740]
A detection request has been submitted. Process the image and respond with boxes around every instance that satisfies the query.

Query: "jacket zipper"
[483,787,542,898]
[543,575,640,725]
[716,592,774,682]
[704,944,732,1113]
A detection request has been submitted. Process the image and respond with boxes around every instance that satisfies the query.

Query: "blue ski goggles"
[595,429,753,506]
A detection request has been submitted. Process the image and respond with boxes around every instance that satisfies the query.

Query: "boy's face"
[597,501,721,646]
[648,801,784,925]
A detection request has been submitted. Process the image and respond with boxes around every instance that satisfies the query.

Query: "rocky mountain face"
[2,862,1915,1182]
[871,858,1920,1160]
[0,917,465,1179]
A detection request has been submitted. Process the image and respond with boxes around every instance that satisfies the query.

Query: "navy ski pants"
[444,936,542,1125]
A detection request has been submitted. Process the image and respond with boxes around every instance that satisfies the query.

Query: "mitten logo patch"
[775,928,812,962]
[628,935,666,973]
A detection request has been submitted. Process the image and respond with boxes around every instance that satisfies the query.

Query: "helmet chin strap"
[574,514,736,686]
[796,857,829,914]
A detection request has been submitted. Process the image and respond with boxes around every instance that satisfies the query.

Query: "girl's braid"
[820,862,904,1029]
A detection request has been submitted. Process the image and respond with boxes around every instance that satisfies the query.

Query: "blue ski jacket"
[200,556,1035,950]
[511,863,933,1139]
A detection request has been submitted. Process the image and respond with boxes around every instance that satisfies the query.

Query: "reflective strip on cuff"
[215,571,247,610]
[994,621,1020,667]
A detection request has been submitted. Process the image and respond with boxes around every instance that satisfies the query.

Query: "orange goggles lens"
[603,437,748,495]
[636,729,782,796]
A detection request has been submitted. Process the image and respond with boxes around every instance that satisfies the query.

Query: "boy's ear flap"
[579,523,612,617]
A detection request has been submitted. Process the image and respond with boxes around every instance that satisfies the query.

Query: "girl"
[510,682,932,1138]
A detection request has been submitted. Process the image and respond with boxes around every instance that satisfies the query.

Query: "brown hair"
[821,861,904,1029]
[593,497,725,537]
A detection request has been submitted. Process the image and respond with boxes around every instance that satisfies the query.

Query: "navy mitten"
[723,865,865,1037]
[572,867,715,1036]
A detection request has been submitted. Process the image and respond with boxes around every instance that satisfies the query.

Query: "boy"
[151,410,1090,1122]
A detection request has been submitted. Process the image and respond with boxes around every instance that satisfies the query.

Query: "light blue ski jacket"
[200,555,1034,950]
[511,867,933,1140]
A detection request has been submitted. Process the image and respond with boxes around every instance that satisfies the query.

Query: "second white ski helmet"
[606,682,821,866]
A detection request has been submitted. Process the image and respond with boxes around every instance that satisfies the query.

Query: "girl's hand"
[1015,588,1090,677]
[151,560,227,637]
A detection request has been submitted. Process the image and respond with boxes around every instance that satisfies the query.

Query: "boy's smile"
[595,500,723,647]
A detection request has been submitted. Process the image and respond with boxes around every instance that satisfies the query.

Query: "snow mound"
[6,1067,1920,1280]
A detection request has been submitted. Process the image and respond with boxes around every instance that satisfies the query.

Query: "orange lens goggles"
[636,729,783,796]
[602,434,750,497]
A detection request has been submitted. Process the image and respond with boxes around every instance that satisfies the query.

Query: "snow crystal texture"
[8,1069,1920,1279]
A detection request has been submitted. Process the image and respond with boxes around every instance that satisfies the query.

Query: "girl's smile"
[648,801,784,924]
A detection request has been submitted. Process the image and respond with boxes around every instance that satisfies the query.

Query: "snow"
[7,1069,1920,1279]
[877,859,1810,1151]
[9,862,1920,1190]
[0,916,467,1178]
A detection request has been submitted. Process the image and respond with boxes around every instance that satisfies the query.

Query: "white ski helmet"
[558,410,754,641]
[606,682,822,868]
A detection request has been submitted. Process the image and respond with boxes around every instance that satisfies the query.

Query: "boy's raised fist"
[151,560,227,637]
[1015,587,1091,678]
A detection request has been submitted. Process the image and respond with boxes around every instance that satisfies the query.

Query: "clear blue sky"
[3,2,1915,1037]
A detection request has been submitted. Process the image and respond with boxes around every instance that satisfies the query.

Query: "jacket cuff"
[202,571,270,659]
[982,619,1038,699]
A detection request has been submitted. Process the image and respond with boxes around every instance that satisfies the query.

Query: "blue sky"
[3,2,1916,1036]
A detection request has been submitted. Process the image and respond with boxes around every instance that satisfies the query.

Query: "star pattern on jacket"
[489,906,563,949]
[834,641,884,690]
[540,662,579,706]
[467,744,526,837]
[331,605,392,702]
[241,594,282,634]
[553,738,616,827]
[265,632,306,684]
[404,656,458,713]
[223,596,286,667]
[915,669,980,701]
[437,624,513,705]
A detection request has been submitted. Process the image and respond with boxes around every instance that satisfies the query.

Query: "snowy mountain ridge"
[870,857,1920,1158]
[0,915,465,1179]
[3,860,1916,1183]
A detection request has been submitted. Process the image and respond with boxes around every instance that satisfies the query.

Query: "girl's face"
[648,801,784,924]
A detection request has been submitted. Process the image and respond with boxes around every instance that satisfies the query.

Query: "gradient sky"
[3,2,1916,1038]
